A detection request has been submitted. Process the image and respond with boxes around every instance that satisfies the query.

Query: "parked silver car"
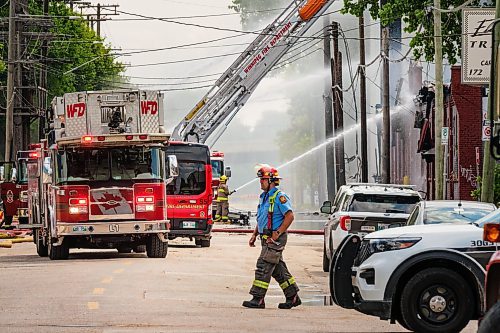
[406,200,496,226]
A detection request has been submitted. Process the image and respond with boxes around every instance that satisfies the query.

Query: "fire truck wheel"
[48,239,69,260]
[35,229,48,257]
[133,245,146,253]
[146,235,168,258]
[200,239,211,248]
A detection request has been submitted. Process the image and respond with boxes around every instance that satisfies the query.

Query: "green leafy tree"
[342,0,496,64]
[0,1,124,102]
[472,163,500,205]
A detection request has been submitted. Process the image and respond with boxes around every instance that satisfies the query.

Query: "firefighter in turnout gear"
[214,175,230,223]
[242,165,301,309]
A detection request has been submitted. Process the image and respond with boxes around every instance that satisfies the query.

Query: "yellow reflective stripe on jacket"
[218,188,226,192]
[279,277,296,290]
[253,280,269,289]
[218,197,228,201]
[268,190,281,214]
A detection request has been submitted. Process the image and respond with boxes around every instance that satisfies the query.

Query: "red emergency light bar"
[29,143,42,149]
[211,151,224,157]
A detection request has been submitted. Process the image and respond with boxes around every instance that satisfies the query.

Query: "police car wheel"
[400,267,473,333]
[395,312,412,331]
[200,239,211,248]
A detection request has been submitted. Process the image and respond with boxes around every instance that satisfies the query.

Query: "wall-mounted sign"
[462,8,496,85]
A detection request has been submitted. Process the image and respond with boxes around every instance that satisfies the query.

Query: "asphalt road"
[0,233,478,333]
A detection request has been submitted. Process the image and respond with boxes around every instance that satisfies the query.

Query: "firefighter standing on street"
[242,164,301,309]
[214,175,230,223]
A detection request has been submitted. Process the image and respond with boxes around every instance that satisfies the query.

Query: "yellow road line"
[113,268,124,274]
[93,288,105,295]
[87,302,99,310]
[101,276,113,284]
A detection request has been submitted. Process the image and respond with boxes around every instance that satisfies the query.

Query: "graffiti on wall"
[460,165,478,188]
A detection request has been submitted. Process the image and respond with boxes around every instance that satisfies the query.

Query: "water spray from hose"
[233,106,407,193]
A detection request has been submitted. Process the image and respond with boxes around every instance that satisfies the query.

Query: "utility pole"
[39,0,50,141]
[381,28,391,184]
[433,0,444,200]
[359,14,368,183]
[332,22,346,189]
[323,19,336,202]
[481,1,500,203]
[3,0,54,160]
[5,0,17,162]
[78,3,119,38]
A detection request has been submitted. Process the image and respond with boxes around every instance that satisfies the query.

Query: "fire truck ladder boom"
[171,0,336,146]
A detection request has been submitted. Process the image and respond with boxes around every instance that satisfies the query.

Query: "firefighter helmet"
[220,175,228,182]
[256,164,281,180]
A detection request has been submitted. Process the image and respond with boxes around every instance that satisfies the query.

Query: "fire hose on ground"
[212,228,322,235]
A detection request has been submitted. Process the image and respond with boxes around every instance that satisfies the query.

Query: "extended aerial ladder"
[171,0,336,146]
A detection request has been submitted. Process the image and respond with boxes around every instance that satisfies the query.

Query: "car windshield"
[167,161,206,195]
[349,194,420,214]
[475,208,500,227]
[55,147,164,183]
[423,206,494,225]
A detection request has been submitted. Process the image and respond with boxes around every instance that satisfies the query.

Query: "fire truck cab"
[28,90,177,260]
[166,142,213,247]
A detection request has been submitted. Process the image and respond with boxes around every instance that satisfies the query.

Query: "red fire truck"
[27,90,177,260]
[0,150,35,227]
[166,141,213,247]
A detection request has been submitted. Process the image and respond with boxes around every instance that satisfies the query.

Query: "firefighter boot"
[242,296,265,309]
[278,294,301,309]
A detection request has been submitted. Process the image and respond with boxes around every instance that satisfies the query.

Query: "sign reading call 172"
[462,9,495,85]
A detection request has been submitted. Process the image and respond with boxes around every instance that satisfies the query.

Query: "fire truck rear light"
[69,206,88,215]
[97,136,105,141]
[82,136,93,143]
[139,134,148,140]
[125,135,134,140]
[69,198,88,206]
[28,152,40,159]
[29,143,42,149]
[136,196,154,204]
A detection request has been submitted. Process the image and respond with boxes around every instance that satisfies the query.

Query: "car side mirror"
[167,155,179,178]
[320,201,332,214]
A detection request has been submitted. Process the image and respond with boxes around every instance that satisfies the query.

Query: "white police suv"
[330,222,498,333]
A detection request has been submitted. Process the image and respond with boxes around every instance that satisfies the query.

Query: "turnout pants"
[249,233,299,298]
[216,201,229,221]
